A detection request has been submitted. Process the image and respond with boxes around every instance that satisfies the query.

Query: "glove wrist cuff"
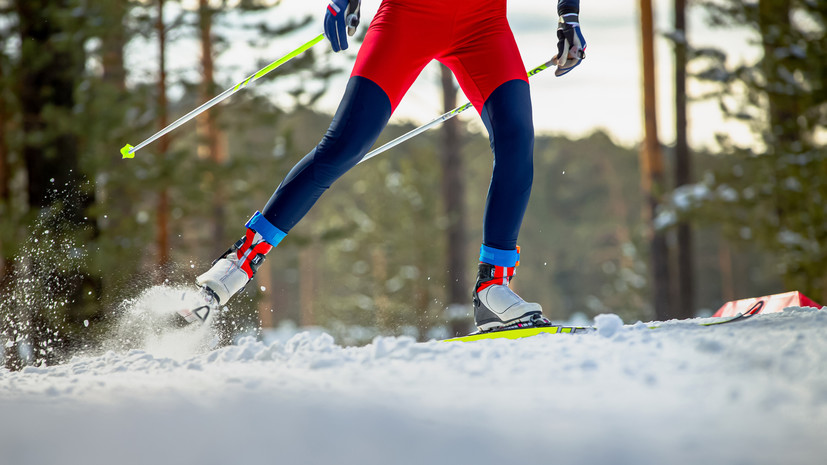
[559,13,579,25]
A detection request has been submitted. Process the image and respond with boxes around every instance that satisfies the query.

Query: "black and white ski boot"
[473,262,546,332]
[195,228,273,305]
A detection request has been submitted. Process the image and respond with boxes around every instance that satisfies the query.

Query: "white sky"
[148,0,762,149]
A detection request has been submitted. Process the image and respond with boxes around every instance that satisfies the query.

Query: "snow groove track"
[2,308,827,465]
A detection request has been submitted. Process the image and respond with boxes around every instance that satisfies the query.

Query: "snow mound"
[594,312,624,337]
[2,308,827,465]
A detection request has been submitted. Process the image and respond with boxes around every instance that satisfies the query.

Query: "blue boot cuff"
[479,245,520,267]
[246,211,287,246]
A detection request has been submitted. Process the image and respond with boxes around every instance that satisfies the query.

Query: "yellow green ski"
[444,308,765,343]
[445,325,595,342]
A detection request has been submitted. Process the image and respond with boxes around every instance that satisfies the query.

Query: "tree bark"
[0,77,8,204]
[598,156,632,250]
[0,58,8,282]
[13,0,87,366]
[758,0,799,149]
[16,0,84,215]
[257,257,274,328]
[198,0,227,249]
[757,0,799,236]
[156,0,170,276]
[674,0,694,319]
[299,244,318,327]
[718,238,735,303]
[371,247,391,332]
[101,1,127,92]
[639,0,672,319]
[439,64,469,336]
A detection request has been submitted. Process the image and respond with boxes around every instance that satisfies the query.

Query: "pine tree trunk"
[267,258,291,326]
[299,244,318,327]
[758,0,799,149]
[156,0,170,275]
[98,0,129,255]
[101,1,126,92]
[718,238,735,303]
[0,82,8,204]
[257,258,274,328]
[17,0,84,214]
[371,247,392,332]
[13,0,87,366]
[674,0,694,318]
[756,1,820,296]
[198,0,227,250]
[598,157,632,251]
[0,65,8,282]
[758,0,798,233]
[639,0,672,319]
[439,64,470,336]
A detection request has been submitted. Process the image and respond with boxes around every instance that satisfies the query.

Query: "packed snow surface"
[2,303,827,465]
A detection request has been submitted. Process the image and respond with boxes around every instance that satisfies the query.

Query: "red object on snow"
[713,291,823,318]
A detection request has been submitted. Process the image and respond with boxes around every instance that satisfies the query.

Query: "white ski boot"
[196,229,273,305]
[473,262,545,331]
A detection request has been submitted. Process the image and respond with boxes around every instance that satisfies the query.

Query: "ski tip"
[120,144,135,159]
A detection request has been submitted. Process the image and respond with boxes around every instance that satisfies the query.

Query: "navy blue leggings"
[261,76,533,251]
[262,77,392,231]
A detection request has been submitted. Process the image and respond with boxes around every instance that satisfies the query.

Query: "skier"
[195,0,586,331]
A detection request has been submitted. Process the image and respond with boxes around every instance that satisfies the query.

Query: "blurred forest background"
[0,0,824,368]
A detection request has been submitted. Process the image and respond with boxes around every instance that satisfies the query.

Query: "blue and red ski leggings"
[260,0,536,267]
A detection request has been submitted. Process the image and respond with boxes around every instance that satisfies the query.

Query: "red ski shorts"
[351,0,528,114]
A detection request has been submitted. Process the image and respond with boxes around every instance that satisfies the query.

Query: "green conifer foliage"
[683,0,827,301]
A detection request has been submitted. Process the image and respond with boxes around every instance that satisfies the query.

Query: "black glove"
[553,13,586,77]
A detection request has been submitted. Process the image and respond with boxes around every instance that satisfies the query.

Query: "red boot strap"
[476,265,515,293]
[237,229,273,278]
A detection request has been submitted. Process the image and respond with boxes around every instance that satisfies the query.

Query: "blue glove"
[553,13,586,77]
[324,0,361,52]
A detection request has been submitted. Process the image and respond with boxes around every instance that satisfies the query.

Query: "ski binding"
[176,287,220,325]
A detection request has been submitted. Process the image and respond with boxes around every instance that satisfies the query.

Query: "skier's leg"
[437,7,533,250]
[195,77,391,304]
[261,76,392,232]
[439,10,545,330]
[478,78,535,251]
[472,80,544,331]
[197,2,439,305]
